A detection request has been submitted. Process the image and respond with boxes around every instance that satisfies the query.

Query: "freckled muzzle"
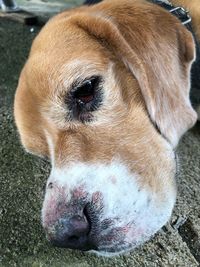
[42,184,105,251]
[41,162,176,255]
[42,186,128,253]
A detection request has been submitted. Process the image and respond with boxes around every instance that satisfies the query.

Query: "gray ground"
[0,7,200,267]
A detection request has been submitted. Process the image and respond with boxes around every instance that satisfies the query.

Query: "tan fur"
[14,0,198,223]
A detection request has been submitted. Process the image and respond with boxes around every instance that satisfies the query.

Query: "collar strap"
[149,0,191,25]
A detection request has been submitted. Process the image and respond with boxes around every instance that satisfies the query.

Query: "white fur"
[44,129,55,167]
[42,160,176,255]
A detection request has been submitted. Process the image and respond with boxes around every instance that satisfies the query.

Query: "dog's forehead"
[30,17,111,61]
[26,2,174,94]
[24,56,107,106]
[26,28,113,99]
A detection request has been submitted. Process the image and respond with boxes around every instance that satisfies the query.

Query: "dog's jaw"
[42,160,176,255]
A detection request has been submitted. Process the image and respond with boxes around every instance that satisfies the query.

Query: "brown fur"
[14,0,199,200]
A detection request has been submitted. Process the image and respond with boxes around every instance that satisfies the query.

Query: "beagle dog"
[14,0,200,256]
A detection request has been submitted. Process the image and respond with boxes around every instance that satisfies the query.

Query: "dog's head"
[14,0,197,256]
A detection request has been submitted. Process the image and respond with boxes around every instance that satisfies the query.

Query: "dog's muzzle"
[41,161,176,255]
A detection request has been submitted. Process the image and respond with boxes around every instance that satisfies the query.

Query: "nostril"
[68,235,79,241]
[70,214,90,236]
[83,205,92,230]
[68,235,82,244]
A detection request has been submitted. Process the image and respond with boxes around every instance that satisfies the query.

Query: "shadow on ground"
[0,17,199,267]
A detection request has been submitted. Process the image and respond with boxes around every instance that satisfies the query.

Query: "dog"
[14,0,200,256]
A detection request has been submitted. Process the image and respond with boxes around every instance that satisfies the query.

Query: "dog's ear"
[14,68,49,158]
[71,11,197,147]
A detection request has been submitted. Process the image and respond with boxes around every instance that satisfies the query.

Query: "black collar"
[149,0,192,26]
[84,0,192,26]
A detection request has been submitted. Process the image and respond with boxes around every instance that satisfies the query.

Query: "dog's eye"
[73,78,98,104]
[66,76,103,122]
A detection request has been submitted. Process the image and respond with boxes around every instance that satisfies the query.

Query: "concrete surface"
[0,11,200,267]
[1,0,83,17]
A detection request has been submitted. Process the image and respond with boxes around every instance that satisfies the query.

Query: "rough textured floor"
[0,16,200,267]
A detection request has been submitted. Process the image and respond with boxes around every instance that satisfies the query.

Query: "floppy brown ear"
[70,8,197,147]
[14,68,49,158]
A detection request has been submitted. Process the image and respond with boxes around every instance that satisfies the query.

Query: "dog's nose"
[50,214,93,250]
